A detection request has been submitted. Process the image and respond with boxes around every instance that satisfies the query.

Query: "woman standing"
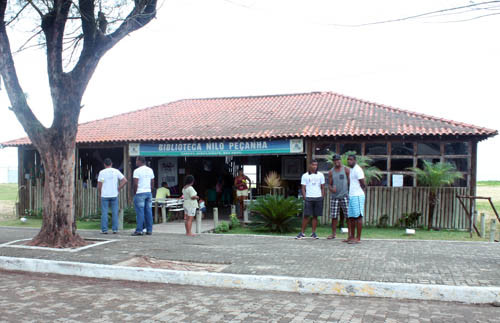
[182,175,199,236]
[234,168,251,219]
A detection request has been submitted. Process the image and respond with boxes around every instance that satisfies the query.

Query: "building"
[3,92,497,228]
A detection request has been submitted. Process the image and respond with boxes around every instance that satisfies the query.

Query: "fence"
[19,180,471,229]
[320,187,471,229]
[18,179,128,219]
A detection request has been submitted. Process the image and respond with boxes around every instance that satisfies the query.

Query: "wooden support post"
[480,213,486,238]
[118,209,124,231]
[154,202,158,223]
[213,207,219,230]
[196,209,202,234]
[489,219,496,243]
[231,204,236,215]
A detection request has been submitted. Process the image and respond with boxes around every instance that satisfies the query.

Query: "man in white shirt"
[295,160,325,240]
[346,154,366,244]
[97,158,127,234]
[132,156,155,236]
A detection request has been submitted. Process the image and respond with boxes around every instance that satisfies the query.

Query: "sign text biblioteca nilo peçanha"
[158,141,269,152]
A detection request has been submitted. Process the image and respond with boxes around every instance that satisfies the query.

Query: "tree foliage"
[326,150,383,185]
[408,160,463,192]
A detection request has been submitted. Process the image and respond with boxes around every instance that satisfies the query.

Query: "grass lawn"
[0,218,136,230]
[0,183,17,201]
[224,225,493,241]
[477,181,500,187]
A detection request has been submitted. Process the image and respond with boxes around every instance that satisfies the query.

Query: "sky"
[0,0,499,179]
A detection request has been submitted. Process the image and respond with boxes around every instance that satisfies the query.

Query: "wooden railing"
[320,187,471,229]
[18,179,128,219]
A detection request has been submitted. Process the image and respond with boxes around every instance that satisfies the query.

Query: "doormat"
[116,256,228,272]
[0,238,116,253]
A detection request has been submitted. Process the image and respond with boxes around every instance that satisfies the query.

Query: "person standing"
[97,158,127,234]
[182,175,199,236]
[346,154,366,244]
[132,156,155,236]
[327,154,350,240]
[234,168,251,219]
[296,160,325,240]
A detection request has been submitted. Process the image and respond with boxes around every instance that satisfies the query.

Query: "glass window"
[391,158,413,171]
[417,158,441,169]
[370,174,388,187]
[417,143,441,155]
[316,159,331,172]
[340,143,361,155]
[445,158,468,172]
[370,158,388,171]
[391,143,414,156]
[403,175,414,187]
[445,142,469,155]
[453,177,467,187]
[365,143,387,155]
[314,143,336,155]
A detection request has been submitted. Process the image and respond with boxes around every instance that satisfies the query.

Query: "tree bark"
[27,104,86,248]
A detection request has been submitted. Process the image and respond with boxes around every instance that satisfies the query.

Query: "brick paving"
[0,227,499,287]
[1,270,499,323]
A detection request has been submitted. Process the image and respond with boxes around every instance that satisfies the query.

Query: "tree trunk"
[27,114,86,248]
[428,191,436,230]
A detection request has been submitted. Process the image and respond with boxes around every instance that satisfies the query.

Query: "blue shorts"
[348,195,365,218]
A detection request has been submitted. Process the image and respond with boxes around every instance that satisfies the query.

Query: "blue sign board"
[130,139,303,157]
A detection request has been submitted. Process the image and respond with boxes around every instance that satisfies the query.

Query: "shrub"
[123,206,137,224]
[377,214,389,228]
[248,194,302,233]
[229,213,240,229]
[215,221,230,233]
[398,212,422,228]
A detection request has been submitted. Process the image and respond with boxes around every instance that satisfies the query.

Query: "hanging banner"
[129,139,303,157]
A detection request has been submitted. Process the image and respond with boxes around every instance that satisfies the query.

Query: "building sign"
[129,139,303,157]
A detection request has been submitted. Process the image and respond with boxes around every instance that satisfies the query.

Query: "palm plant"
[326,151,383,185]
[408,160,463,230]
[248,195,302,233]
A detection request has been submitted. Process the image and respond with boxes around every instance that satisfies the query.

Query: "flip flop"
[327,235,336,240]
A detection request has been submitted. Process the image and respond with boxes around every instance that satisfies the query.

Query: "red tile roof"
[2,92,497,146]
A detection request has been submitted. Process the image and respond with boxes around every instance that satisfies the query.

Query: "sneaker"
[311,233,319,239]
[101,231,108,235]
[112,231,117,234]
[295,232,305,240]
[146,232,152,236]
[131,232,143,236]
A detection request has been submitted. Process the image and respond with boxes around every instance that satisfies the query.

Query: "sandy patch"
[0,200,15,220]
[116,256,228,272]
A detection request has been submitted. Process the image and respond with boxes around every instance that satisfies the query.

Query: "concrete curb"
[1,256,499,304]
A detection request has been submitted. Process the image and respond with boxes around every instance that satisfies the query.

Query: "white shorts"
[237,189,248,197]
[184,207,197,217]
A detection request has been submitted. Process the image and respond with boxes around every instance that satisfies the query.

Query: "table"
[152,198,184,223]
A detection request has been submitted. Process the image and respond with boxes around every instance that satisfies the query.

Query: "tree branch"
[70,0,157,97]
[0,0,45,146]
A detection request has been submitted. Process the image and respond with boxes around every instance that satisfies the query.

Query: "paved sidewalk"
[153,220,215,234]
[0,227,499,288]
[2,270,499,323]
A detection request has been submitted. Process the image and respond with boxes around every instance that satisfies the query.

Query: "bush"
[229,213,240,229]
[215,221,230,233]
[123,206,137,224]
[398,212,422,228]
[377,214,389,228]
[248,194,302,233]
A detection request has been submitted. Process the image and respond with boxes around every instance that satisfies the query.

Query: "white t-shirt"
[98,168,125,198]
[133,165,155,194]
[349,164,365,197]
[301,172,325,198]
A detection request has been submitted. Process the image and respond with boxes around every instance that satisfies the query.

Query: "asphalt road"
[0,270,499,323]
